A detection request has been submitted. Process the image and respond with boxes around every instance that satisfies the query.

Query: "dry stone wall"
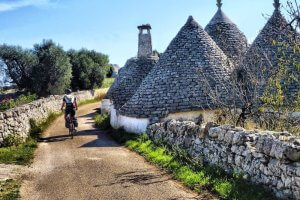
[0,90,99,145]
[147,120,300,199]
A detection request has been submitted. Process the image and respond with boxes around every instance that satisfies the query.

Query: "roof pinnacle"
[274,0,280,11]
[217,0,222,9]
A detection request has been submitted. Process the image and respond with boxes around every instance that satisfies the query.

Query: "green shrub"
[2,134,24,147]
[0,93,37,112]
[0,99,15,112]
[0,138,37,165]
[0,179,21,200]
[94,114,110,130]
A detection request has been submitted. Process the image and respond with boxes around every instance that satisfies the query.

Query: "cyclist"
[61,89,78,128]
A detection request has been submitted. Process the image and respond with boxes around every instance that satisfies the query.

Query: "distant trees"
[0,40,111,96]
[68,49,110,90]
[32,40,72,96]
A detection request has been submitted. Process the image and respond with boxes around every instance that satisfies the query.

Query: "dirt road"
[20,102,216,200]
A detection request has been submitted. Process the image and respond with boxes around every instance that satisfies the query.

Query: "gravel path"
[20,102,217,200]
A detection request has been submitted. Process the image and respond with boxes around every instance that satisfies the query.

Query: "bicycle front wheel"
[69,123,74,139]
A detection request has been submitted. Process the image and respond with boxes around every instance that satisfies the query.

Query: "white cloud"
[0,0,55,12]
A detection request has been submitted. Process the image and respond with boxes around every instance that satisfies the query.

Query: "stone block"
[208,127,221,138]
[232,131,245,144]
[285,146,300,162]
[224,131,235,144]
[294,177,300,187]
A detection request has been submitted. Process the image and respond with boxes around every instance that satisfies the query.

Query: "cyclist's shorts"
[65,107,75,117]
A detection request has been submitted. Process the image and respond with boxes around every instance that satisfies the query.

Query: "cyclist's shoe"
[74,118,78,127]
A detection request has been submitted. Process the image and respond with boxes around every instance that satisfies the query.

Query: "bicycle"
[66,114,76,139]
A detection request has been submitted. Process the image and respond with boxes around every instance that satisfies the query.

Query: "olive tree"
[0,40,72,96]
[32,40,72,96]
[68,49,109,90]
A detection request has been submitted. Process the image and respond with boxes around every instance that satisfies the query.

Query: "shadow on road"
[93,169,171,188]
[77,129,120,148]
[40,134,71,143]
[78,108,99,119]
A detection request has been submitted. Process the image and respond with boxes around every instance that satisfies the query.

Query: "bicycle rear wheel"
[69,121,74,139]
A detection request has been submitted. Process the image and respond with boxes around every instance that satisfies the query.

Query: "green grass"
[29,112,62,140]
[94,114,111,130]
[0,179,21,200]
[124,134,274,200]
[0,139,37,165]
[101,78,115,88]
[78,98,101,106]
[78,88,108,106]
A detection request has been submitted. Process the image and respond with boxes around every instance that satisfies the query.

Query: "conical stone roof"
[106,57,158,110]
[205,1,248,66]
[120,16,233,119]
[242,6,299,101]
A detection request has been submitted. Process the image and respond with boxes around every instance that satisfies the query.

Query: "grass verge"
[94,114,111,130]
[101,78,115,88]
[78,98,101,106]
[0,139,37,166]
[0,112,61,165]
[78,88,108,107]
[0,179,21,200]
[115,132,274,200]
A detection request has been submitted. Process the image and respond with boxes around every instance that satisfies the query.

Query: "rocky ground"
[0,164,23,181]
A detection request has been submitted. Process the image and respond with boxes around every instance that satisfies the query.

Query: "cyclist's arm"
[61,100,65,111]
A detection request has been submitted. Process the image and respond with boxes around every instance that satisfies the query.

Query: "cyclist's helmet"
[65,89,72,94]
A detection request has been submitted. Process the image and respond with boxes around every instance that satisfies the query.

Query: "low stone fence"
[147,120,300,199]
[0,90,101,144]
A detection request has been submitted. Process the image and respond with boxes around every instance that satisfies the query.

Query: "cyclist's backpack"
[64,95,75,109]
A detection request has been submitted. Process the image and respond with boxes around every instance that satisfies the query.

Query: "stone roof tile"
[106,57,158,110]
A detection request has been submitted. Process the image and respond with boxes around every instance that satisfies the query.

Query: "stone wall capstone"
[147,120,300,199]
[0,90,99,145]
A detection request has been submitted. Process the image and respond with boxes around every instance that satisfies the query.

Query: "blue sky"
[0,0,287,66]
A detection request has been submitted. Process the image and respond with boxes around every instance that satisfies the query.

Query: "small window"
[142,29,148,34]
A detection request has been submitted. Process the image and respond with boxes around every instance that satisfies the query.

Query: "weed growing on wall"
[0,93,37,112]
